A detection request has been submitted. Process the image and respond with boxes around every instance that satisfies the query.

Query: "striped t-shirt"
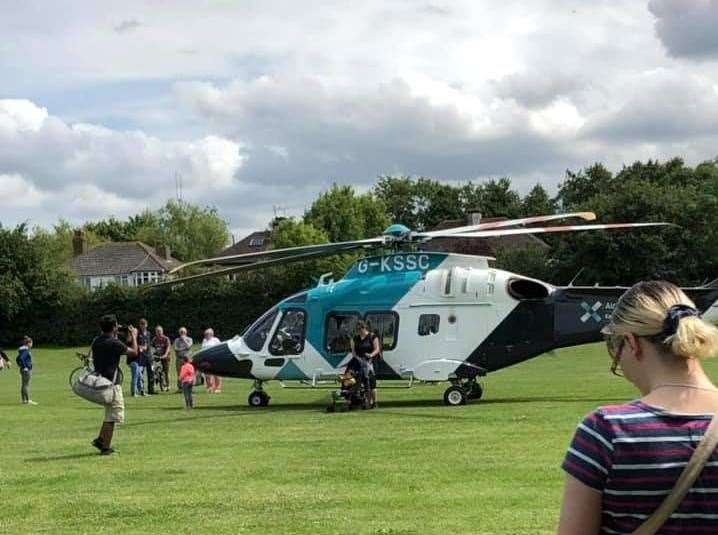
[562,400,718,534]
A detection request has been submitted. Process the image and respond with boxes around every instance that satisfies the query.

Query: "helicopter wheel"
[443,385,467,406]
[248,390,270,407]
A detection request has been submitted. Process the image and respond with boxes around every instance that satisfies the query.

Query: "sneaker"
[100,448,115,456]
[27,400,38,405]
[140,391,146,397]
[91,438,103,451]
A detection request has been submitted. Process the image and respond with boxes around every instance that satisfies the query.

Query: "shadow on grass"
[25,452,98,463]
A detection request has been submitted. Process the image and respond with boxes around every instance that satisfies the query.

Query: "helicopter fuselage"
[192,252,718,405]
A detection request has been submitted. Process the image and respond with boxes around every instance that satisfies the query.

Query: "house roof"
[215,231,272,264]
[70,242,181,277]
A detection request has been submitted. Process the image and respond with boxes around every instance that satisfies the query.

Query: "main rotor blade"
[152,244,380,288]
[419,212,596,238]
[427,222,675,239]
[169,237,385,274]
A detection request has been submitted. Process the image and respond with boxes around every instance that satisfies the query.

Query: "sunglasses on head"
[603,333,625,377]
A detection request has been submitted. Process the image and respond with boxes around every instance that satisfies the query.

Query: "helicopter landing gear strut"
[248,380,271,407]
[443,378,483,406]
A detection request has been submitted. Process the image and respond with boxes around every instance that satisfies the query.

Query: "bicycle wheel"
[69,366,86,387]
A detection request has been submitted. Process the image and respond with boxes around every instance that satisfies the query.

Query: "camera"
[117,324,131,343]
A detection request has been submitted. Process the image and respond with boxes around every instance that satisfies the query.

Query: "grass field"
[4,344,709,534]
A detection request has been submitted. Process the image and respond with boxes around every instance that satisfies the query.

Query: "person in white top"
[201,328,222,393]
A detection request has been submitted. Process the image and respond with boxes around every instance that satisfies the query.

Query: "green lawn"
[3,344,708,534]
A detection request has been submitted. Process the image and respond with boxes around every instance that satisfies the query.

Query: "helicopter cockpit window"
[365,312,399,351]
[325,312,360,354]
[269,309,306,356]
[418,314,440,336]
[244,308,279,352]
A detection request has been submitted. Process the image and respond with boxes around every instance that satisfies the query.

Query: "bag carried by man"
[71,369,117,405]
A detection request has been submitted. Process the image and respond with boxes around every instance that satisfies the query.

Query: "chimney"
[156,244,171,260]
[466,211,481,226]
[72,229,88,257]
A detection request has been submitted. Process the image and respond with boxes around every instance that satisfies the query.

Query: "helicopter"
[156,212,718,407]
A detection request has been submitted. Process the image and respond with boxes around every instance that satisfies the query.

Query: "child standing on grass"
[16,336,37,405]
[179,355,195,409]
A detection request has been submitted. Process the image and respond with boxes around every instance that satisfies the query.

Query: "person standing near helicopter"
[351,320,381,409]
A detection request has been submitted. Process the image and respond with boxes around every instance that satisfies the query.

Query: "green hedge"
[0,275,289,347]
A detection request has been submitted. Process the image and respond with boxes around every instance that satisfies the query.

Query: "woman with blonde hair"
[558,280,718,534]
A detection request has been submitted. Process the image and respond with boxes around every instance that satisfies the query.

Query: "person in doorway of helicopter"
[558,280,718,534]
[350,320,381,409]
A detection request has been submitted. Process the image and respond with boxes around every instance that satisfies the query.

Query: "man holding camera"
[91,315,138,455]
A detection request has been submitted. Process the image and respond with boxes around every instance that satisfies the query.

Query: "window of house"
[244,307,279,351]
[418,314,440,336]
[325,312,360,354]
[249,238,265,247]
[269,309,306,356]
[365,312,399,351]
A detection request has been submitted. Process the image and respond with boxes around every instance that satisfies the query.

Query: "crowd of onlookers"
[0,321,224,411]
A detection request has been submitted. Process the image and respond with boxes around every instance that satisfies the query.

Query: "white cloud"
[0,100,48,134]
[3,1,718,240]
[0,173,48,207]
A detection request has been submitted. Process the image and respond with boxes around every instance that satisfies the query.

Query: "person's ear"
[625,333,643,360]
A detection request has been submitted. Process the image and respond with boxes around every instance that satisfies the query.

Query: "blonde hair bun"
[609,280,718,360]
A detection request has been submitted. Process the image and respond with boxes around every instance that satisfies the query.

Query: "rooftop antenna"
[174,171,184,202]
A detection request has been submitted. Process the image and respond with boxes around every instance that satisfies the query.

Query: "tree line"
[2,157,717,345]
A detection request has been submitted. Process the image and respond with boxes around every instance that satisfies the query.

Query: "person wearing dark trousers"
[16,336,36,405]
[137,318,154,395]
[90,315,138,455]
[152,326,171,392]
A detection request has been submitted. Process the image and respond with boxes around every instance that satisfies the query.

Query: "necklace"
[652,383,718,393]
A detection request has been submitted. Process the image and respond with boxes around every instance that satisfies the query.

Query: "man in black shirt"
[90,314,138,455]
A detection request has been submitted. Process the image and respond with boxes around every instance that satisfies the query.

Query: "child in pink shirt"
[179,356,195,409]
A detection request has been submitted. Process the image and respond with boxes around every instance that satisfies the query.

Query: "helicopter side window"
[325,312,360,354]
[244,308,279,352]
[418,314,440,336]
[365,311,399,351]
[269,309,306,356]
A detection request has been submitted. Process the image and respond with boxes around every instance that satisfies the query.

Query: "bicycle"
[69,351,124,387]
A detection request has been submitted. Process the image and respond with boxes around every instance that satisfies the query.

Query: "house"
[70,230,181,289]
[422,212,550,257]
[214,230,272,265]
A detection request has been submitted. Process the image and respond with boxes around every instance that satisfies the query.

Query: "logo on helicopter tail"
[580,301,603,323]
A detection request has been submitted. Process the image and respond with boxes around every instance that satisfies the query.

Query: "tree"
[479,178,522,218]
[521,184,555,216]
[32,220,105,266]
[550,159,718,286]
[304,184,390,241]
[133,200,230,261]
[0,224,76,344]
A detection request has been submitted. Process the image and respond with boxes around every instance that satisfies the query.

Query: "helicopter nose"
[193,342,253,378]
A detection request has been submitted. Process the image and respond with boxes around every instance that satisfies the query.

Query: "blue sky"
[1,0,718,239]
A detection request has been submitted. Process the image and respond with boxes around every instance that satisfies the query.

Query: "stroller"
[327,369,370,412]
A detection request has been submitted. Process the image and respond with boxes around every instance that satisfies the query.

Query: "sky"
[2,0,718,240]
